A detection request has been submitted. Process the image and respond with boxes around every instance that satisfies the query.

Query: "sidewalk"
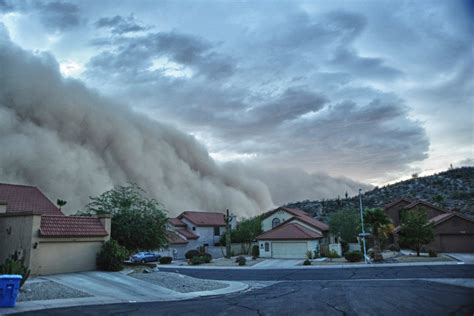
[1,271,248,315]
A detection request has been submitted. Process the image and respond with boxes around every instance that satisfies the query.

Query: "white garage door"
[272,242,307,258]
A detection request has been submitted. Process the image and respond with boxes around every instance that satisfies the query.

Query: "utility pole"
[359,189,368,264]
[224,209,233,258]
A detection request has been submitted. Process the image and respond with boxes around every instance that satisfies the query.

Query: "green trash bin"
[0,275,22,308]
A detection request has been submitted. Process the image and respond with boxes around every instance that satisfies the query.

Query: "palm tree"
[57,199,67,212]
[364,208,393,260]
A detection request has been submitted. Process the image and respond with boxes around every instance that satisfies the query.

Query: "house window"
[192,226,196,231]
[214,227,220,236]
[272,218,281,228]
[265,242,269,252]
[260,243,264,249]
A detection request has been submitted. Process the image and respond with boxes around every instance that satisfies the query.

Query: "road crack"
[326,302,346,315]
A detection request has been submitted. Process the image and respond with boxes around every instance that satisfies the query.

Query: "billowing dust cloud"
[0,27,368,216]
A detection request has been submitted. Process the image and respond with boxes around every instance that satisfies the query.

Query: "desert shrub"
[251,245,260,258]
[344,251,363,262]
[327,250,340,259]
[428,249,438,257]
[0,253,30,288]
[236,256,246,266]
[190,256,204,265]
[185,249,200,260]
[96,240,128,271]
[303,259,311,266]
[305,250,313,260]
[159,256,173,264]
[202,253,212,263]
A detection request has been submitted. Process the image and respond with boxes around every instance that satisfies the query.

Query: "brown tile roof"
[404,200,448,213]
[428,212,453,225]
[256,222,323,240]
[178,211,226,227]
[0,183,63,215]
[169,218,186,227]
[393,211,474,233]
[384,198,413,210]
[177,228,199,240]
[40,215,108,238]
[167,231,188,244]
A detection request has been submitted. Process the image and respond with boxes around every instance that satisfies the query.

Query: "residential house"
[385,198,474,252]
[256,207,330,258]
[0,183,111,275]
[166,211,235,259]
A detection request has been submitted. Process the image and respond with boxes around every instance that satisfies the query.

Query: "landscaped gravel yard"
[18,280,92,302]
[129,271,228,293]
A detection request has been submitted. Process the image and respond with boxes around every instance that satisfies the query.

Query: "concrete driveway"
[252,259,301,268]
[6,271,247,315]
[447,253,474,264]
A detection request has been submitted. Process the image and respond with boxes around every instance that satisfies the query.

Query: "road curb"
[160,260,464,270]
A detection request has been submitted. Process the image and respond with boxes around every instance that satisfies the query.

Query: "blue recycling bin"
[0,275,22,308]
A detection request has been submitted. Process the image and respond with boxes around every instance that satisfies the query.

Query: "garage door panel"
[440,235,474,253]
[272,242,307,258]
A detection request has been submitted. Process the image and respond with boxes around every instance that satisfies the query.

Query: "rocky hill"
[285,166,474,221]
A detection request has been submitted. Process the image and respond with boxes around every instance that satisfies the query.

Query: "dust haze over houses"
[0,0,472,215]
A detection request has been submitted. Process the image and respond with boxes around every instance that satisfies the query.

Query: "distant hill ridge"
[284,166,474,221]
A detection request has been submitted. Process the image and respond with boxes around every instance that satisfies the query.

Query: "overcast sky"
[1,0,473,186]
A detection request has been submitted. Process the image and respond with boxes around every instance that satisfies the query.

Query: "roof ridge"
[405,200,448,213]
[0,183,39,188]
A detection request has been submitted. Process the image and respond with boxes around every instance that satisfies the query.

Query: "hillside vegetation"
[285,167,474,221]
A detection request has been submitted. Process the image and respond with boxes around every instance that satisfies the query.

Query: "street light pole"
[359,188,368,264]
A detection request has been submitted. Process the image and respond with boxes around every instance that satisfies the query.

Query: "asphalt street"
[15,265,474,316]
[157,264,474,281]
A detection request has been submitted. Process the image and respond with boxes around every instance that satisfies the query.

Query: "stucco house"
[385,198,474,253]
[166,211,235,259]
[0,183,111,275]
[256,207,329,258]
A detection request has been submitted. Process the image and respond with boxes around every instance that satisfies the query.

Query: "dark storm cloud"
[271,10,366,49]
[95,15,150,35]
[78,4,443,183]
[83,7,427,180]
[331,48,402,80]
[249,88,328,125]
[88,31,234,80]
[34,1,80,31]
[0,0,16,12]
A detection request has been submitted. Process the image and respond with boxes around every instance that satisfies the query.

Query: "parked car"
[130,252,160,263]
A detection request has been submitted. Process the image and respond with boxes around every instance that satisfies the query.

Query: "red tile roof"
[169,218,186,227]
[0,183,63,215]
[177,228,199,240]
[40,215,108,238]
[291,215,329,232]
[167,231,188,244]
[178,211,226,227]
[265,207,329,232]
[256,222,323,240]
